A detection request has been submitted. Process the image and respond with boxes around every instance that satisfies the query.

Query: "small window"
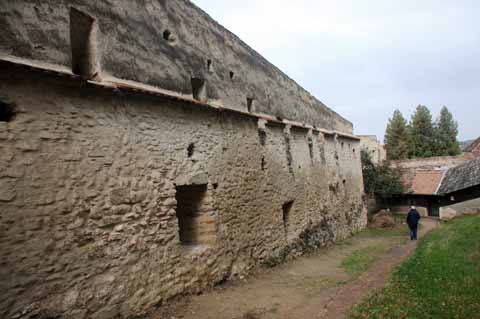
[162,29,176,44]
[175,184,215,246]
[308,137,314,163]
[258,129,267,146]
[207,59,212,72]
[191,78,207,102]
[70,7,100,79]
[229,71,235,80]
[282,201,294,235]
[163,30,171,41]
[247,97,254,113]
[0,98,17,122]
[285,135,294,174]
[187,143,195,158]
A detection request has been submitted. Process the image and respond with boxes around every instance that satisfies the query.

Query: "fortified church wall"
[0,1,366,318]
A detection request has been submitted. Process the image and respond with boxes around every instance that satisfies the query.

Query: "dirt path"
[154,218,439,319]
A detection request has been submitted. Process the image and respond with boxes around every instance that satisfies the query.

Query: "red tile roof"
[409,170,445,195]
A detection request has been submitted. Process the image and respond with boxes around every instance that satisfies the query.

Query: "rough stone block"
[15,140,39,152]
[110,188,131,205]
[0,180,16,202]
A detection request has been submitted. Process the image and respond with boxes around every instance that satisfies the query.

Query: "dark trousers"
[409,226,418,240]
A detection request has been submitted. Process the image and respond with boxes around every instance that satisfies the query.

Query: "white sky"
[192,0,480,141]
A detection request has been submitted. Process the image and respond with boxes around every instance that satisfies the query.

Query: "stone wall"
[0,0,352,133]
[440,198,480,220]
[0,66,366,318]
[463,137,480,157]
[471,144,480,157]
[0,1,366,317]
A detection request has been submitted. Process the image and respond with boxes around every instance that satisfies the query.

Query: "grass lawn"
[338,223,411,246]
[342,245,391,277]
[350,215,480,319]
[340,223,410,277]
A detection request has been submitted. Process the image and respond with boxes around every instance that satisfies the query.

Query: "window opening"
[191,77,207,102]
[0,99,17,122]
[70,7,101,79]
[163,30,171,41]
[282,201,294,235]
[247,97,254,113]
[258,129,267,146]
[187,143,195,158]
[207,59,212,72]
[175,184,215,246]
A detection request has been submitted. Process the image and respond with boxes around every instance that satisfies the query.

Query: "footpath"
[155,218,439,319]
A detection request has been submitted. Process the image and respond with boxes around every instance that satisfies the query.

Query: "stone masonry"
[463,137,480,157]
[358,135,386,164]
[0,1,367,318]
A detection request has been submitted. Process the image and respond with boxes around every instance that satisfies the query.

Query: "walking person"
[407,206,421,240]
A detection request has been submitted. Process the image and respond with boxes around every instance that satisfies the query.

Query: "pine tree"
[409,105,435,158]
[435,106,461,156]
[384,109,409,160]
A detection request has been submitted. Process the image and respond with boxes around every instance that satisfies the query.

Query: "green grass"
[355,226,409,238]
[342,245,391,277]
[337,225,409,247]
[339,225,409,277]
[350,215,480,319]
[392,212,408,223]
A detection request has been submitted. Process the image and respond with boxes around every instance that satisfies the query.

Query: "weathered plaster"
[0,1,367,318]
[0,0,352,133]
[0,67,366,318]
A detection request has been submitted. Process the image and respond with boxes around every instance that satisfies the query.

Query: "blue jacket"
[407,209,421,228]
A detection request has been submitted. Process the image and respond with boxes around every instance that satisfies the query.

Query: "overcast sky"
[192,0,480,141]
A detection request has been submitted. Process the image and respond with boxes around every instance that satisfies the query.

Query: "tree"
[435,106,461,156]
[409,105,435,158]
[361,150,377,195]
[384,109,409,160]
[384,105,462,159]
[361,150,405,197]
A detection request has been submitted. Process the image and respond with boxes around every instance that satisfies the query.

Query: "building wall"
[462,138,480,157]
[391,154,474,171]
[0,68,366,319]
[358,135,386,164]
[391,155,475,195]
[470,143,480,157]
[0,0,352,133]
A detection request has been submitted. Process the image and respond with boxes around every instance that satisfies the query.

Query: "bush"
[361,150,405,197]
